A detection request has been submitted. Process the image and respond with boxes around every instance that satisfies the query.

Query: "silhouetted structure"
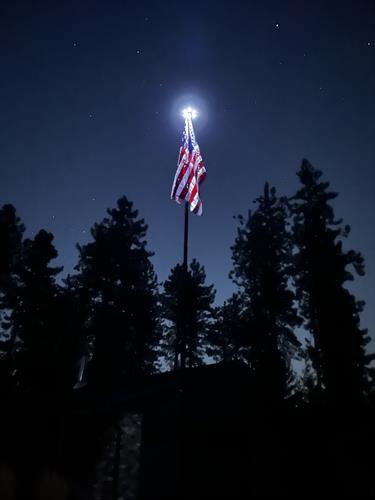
[2,362,375,499]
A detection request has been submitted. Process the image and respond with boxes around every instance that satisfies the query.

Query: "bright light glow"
[182,107,198,119]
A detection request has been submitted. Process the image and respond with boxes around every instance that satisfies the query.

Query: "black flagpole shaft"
[180,201,189,371]
[183,201,189,269]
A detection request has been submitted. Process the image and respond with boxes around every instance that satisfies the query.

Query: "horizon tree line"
[0,159,373,405]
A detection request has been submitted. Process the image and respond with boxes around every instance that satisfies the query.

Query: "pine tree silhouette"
[74,196,160,389]
[0,204,25,390]
[206,293,246,363]
[291,159,373,404]
[12,230,78,390]
[161,259,215,369]
[231,183,301,401]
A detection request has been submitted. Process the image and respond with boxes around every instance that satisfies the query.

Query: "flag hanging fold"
[171,114,206,215]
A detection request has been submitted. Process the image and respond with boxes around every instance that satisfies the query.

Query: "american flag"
[171,114,206,215]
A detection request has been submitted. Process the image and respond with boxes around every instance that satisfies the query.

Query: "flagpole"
[171,106,205,370]
[172,107,202,494]
[180,200,189,371]
[181,117,190,370]
[183,200,189,270]
[180,202,188,496]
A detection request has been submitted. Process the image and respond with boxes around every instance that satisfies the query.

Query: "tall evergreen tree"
[0,204,24,290]
[291,159,373,403]
[0,204,25,390]
[12,230,78,390]
[206,293,246,363]
[161,259,215,369]
[74,196,160,389]
[231,183,301,401]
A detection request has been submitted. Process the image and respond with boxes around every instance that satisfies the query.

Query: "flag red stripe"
[170,117,206,215]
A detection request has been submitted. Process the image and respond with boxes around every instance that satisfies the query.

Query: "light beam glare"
[182,107,198,119]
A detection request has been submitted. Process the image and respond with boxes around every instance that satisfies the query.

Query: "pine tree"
[74,196,160,389]
[161,259,215,369]
[291,159,373,404]
[0,204,25,390]
[206,293,246,363]
[231,183,301,401]
[12,230,78,390]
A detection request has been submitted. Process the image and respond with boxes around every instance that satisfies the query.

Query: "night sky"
[1,1,374,346]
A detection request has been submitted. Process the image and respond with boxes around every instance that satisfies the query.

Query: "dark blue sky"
[1,1,374,345]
